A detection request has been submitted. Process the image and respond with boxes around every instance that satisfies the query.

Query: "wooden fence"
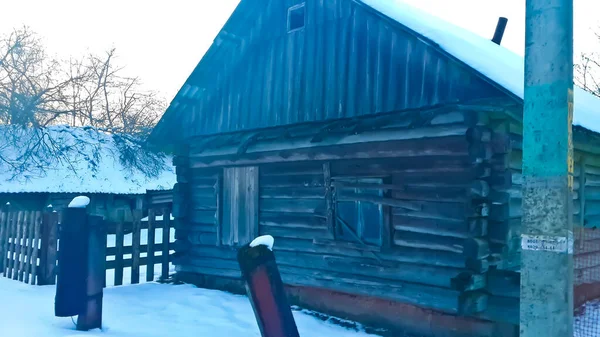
[105,208,175,286]
[0,209,49,285]
[0,206,174,287]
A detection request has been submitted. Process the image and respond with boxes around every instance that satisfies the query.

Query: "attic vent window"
[288,3,306,32]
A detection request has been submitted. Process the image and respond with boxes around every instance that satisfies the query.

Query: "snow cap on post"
[69,196,90,208]
[249,235,275,251]
[237,235,300,337]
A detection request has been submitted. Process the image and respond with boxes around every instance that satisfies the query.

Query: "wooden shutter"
[221,166,259,246]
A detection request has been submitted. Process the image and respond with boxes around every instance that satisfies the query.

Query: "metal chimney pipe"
[492,17,508,45]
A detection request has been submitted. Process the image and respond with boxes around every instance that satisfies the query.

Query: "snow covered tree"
[0,27,170,180]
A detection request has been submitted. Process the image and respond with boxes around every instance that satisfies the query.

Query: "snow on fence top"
[0,125,176,194]
[361,0,600,133]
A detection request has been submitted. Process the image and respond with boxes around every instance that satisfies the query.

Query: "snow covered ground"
[0,277,377,337]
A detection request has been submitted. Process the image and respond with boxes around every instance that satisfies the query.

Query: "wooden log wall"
[173,110,510,318]
[479,121,600,324]
[573,156,600,308]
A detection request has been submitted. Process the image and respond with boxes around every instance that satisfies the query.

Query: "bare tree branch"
[0,27,168,180]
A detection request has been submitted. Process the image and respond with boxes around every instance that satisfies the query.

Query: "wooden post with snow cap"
[237,235,300,337]
[55,196,90,318]
[77,214,105,331]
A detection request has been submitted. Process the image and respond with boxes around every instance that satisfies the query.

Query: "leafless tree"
[0,27,86,127]
[0,27,169,180]
[575,30,600,98]
[74,49,165,138]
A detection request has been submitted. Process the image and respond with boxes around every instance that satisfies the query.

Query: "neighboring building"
[0,125,175,221]
[149,1,600,336]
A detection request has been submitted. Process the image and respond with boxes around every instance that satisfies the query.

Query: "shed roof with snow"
[0,125,175,194]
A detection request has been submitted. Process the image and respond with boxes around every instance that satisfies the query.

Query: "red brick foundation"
[176,272,517,337]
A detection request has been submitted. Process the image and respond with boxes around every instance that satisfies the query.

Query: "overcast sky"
[1,0,598,101]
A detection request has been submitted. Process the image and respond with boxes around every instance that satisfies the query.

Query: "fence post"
[76,215,105,331]
[114,210,125,286]
[161,207,171,280]
[0,204,8,272]
[38,207,59,286]
[146,208,156,282]
[131,209,142,285]
[55,199,88,317]
[237,235,300,337]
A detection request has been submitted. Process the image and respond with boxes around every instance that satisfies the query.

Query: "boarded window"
[287,3,306,32]
[220,166,259,246]
[335,178,383,246]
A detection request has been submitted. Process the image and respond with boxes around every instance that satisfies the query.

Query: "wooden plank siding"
[150,0,507,144]
[173,110,501,317]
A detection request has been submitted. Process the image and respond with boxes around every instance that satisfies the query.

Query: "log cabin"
[148,0,600,336]
[0,125,175,222]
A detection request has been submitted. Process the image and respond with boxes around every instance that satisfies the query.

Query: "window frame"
[331,176,389,248]
[287,3,306,33]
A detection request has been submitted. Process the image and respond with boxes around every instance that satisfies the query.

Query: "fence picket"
[18,211,31,282]
[0,209,8,272]
[9,212,23,280]
[161,208,171,280]
[22,212,32,283]
[29,211,42,285]
[114,210,125,286]
[146,209,156,282]
[131,210,142,285]
[39,210,59,286]
[4,211,15,276]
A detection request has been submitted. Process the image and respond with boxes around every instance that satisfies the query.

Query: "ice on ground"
[0,277,378,337]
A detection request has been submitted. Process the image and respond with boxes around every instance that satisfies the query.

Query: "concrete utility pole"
[520,0,574,336]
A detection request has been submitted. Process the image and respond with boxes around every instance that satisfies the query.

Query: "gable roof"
[0,125,176,194]
[151,0,600,146]
[360,0,600,133]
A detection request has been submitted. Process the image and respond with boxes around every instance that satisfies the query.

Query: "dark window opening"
[335,178,384,246]
[288,3,306,32]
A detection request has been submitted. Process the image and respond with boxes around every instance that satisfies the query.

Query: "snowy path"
[0,277,378,337]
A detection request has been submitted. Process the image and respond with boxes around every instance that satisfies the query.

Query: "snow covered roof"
[0,125,176,194]
[361,0,600,134]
